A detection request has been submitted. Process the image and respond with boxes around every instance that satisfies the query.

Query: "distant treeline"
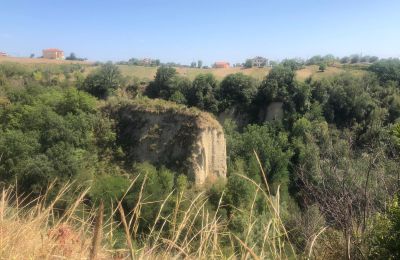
[113,54,384,69]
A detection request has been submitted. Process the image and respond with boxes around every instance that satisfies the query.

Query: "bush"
[218,73,257,111]
[368,196,400,259]
[81,62,123,99]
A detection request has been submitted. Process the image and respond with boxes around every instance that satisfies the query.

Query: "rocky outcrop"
[191,127,226,184]
[104,98,227,185]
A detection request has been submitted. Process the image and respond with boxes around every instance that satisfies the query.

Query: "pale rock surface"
[105,99,227,185]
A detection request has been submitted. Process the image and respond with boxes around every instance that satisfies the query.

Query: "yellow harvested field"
[118,65,270,81]
[0,56,367,82]
[0,56,91,65]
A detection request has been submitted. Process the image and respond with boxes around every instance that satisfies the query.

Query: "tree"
[368,196,400,259]
[281,58,304,70]
[350,54,360,64]
[187,73,219,113]
[360,56,369,63]
[369,56,379,63]
[244,59,253,68]
[128,58,140,65]
[322,74,376,126]
[340,56,350,64]
[30,53,35,58]
[66,52,77,61]
[256,65,311,116]
[323,54,336,65]
[162,75,191,104]
[228,123,293,201]
[197,60,203,68]
[256,65,296,105]
[145,66,177,98]
[81,62,123,99]
[190,61,196,68]
[369,58,400,85]
[319,63,326,72]
[307,55,323,65]
[219,73,257,111]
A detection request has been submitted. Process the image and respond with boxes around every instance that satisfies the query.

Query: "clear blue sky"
[1,0,399,65]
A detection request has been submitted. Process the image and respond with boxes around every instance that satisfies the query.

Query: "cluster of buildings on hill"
[213,56,269,69]
[0,48,66,60]
[1,48,270,69]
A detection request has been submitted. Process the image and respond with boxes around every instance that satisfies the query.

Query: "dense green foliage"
[2,59,400,258]
[0,85,112,195]
[368,196,400,259]
[219,73,257,111]
[369,58,400,85]
[80,62,123,99]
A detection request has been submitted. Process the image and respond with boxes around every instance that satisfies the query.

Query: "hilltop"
[0,56,367,82]
[118,63,367,82]
[0,55,91,65]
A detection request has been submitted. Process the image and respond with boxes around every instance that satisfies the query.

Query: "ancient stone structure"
[105,98,227,185]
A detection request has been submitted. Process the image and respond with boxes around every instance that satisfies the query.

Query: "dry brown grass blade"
[253,149,271,196]
[118,202,134,260]
[232,233,261,260]
[161,238,189,258]
[308,226,327,260]
[90,200,104,260]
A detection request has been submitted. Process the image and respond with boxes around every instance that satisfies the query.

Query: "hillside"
[0,56,367,82]
[0,55,91,65]
[2,57,400,259]
[115,64,366,81]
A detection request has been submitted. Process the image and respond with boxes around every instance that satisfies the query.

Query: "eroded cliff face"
[105,98,227,185]
[191,127,227,184]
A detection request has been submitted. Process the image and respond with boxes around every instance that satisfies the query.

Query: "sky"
[1,0,400,65]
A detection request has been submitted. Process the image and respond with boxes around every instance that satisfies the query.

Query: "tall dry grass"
[0,155,304,259]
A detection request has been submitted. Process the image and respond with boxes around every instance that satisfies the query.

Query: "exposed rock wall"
[105,98,227,185]
[191,127,226,184]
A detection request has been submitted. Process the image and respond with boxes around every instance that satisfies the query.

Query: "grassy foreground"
[0,162,303,259]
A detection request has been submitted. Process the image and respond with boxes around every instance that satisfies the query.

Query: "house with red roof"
[213,61,230,68]
[42,48,64,60]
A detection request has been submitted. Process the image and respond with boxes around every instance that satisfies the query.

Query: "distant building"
[0,52,7,57]
[42,48,64,60]
[141,58,152,65]
[251,56,268,68]
[213,61,230,68]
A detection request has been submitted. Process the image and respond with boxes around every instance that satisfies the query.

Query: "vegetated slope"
[2,58,400,259]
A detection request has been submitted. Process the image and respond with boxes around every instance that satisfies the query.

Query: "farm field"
[118,65,271,81]
[0,55,90,65]
[0,56,367,82]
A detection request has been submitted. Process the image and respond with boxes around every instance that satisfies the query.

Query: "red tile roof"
[43,48,63,52]
[215,61,229,65]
